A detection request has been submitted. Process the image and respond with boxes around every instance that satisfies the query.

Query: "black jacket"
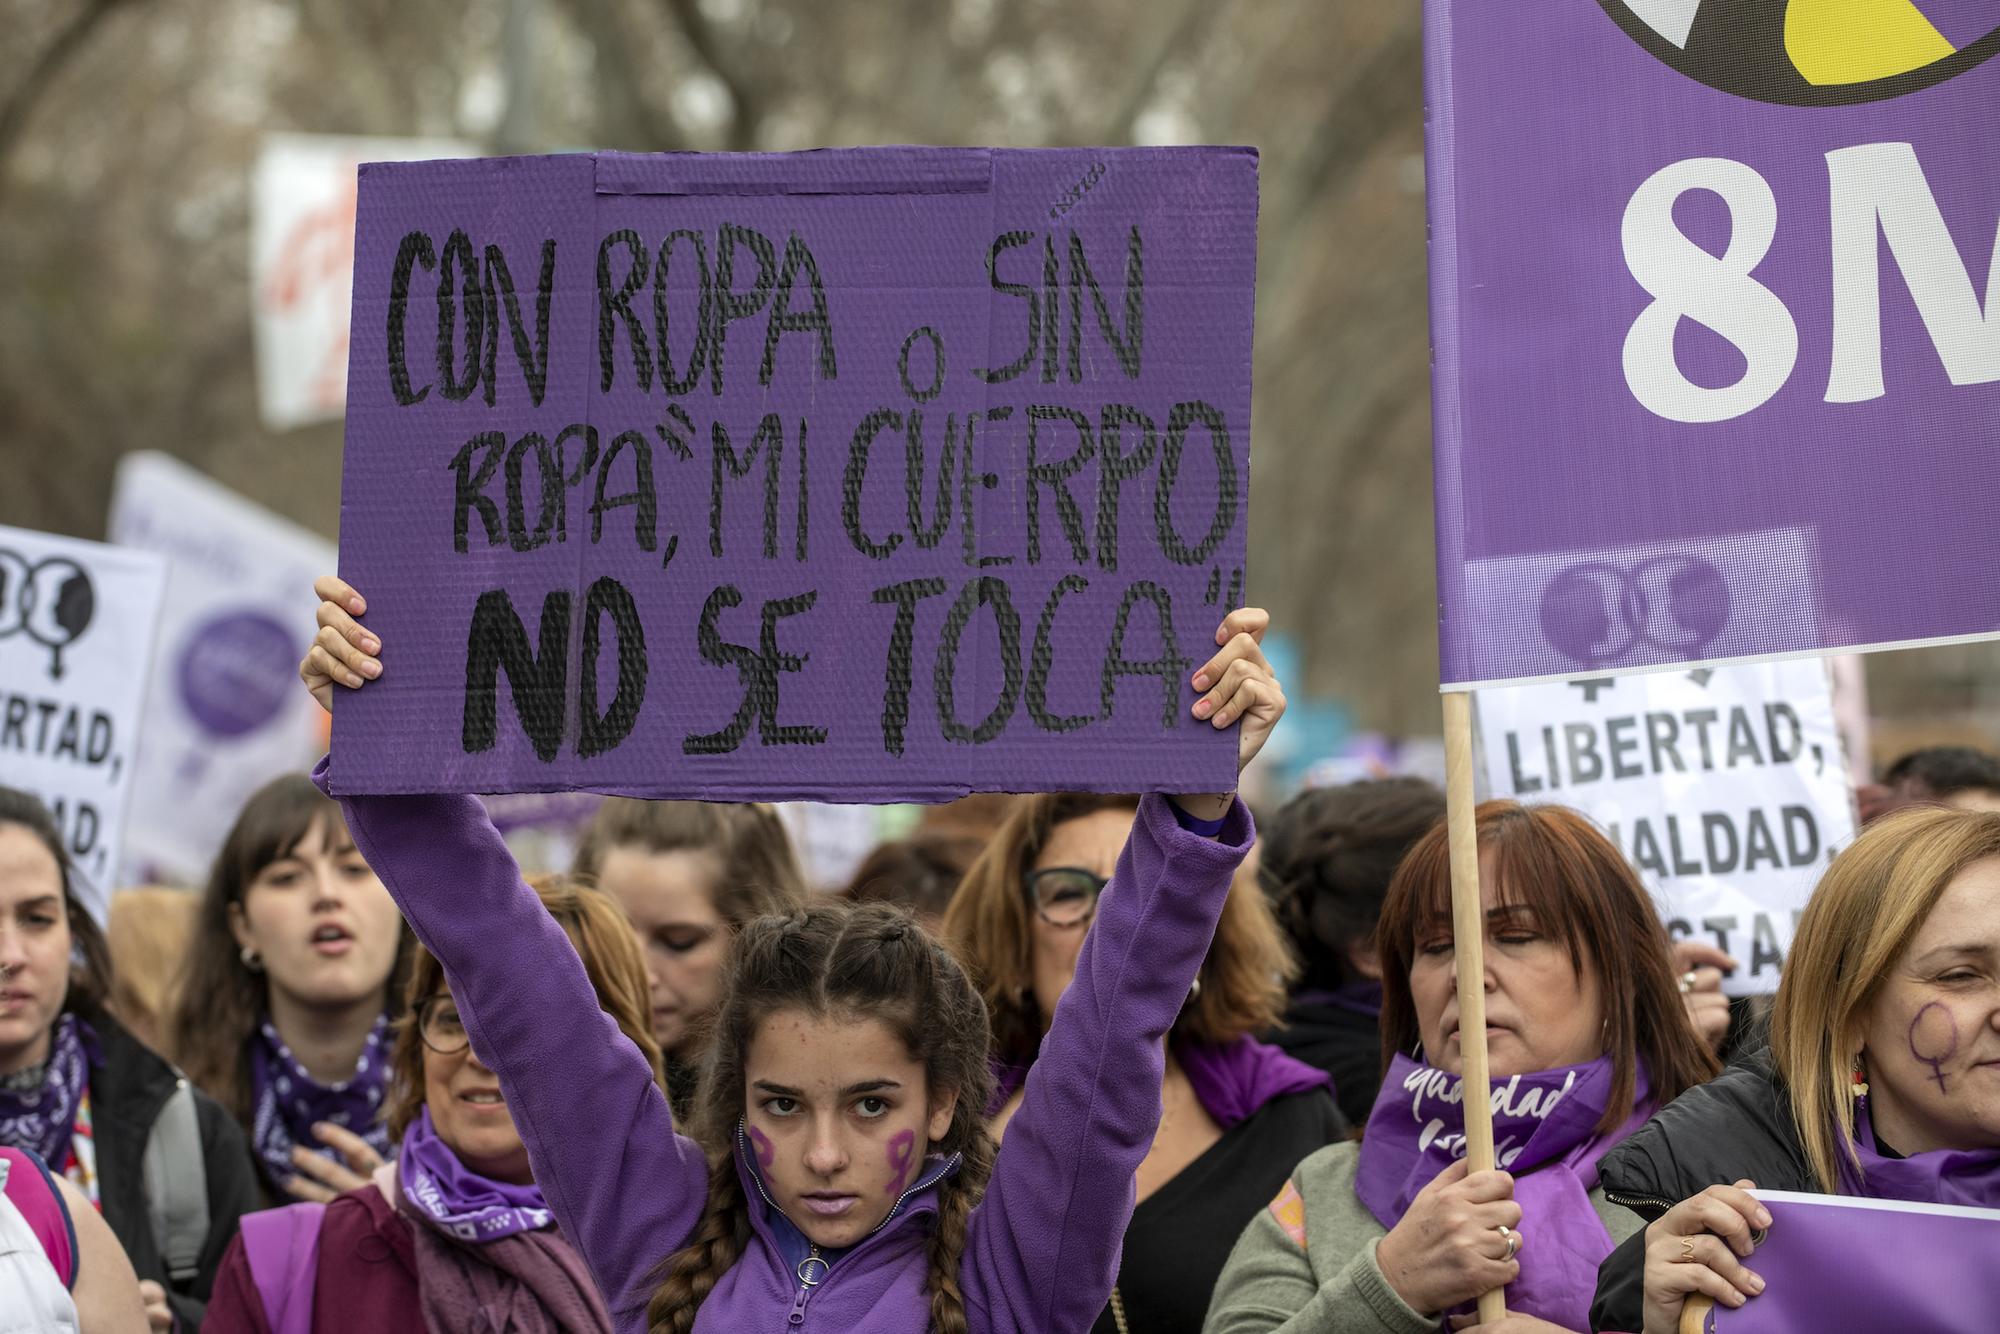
[1589,1056,1812,1333]
[1266,993,1383,1128]
[86,1007,262,1331]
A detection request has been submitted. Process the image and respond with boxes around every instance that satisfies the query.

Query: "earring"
[1187,976,1204,1003]
[240,946,264,973]
[1852,1057,1869,1099]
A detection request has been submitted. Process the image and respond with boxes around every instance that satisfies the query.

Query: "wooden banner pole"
[1681,1295,1716,1333]
[1442,688,1506,1323]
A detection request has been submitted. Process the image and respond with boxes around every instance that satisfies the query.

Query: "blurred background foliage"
[1,0,1992,753]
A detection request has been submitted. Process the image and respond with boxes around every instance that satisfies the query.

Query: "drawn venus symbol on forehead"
[884,1129,917,1199]
[748,1125,777,1170]
[1907,1001,1960,1095]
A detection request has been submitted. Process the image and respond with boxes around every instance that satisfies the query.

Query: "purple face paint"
[748,1125,777,1171]
[883,1129,916,1199]
[1908,1002,1960,1095]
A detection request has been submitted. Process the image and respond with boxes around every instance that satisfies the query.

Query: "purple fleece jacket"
[315,762,1251,1334]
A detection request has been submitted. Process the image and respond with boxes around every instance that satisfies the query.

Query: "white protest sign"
[1477,660,1856,995]
[109,452,333,884]
[251,133,474,431]
[0,526,165,919]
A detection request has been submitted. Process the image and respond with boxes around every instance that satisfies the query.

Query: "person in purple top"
[298,574,1286,1334]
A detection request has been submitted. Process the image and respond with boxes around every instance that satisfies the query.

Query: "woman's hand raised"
[1640,1181,1768,1334]
[1171,608,1286,821]
[1374,1157,1523,1317]
[300,575,381,713]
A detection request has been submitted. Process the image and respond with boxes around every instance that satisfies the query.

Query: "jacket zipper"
[789,1247,825,1327]
[1605,1189,1678,1217]
[734,1123,965,1326]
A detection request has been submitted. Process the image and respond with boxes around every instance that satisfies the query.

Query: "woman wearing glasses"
[202,876,664,1334]
[944,795,1343,1334]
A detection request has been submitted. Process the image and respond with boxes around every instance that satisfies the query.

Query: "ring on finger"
[1497,1223,1520,1261]
[1678,970,1699,994]
[1679,1236,1696,1262]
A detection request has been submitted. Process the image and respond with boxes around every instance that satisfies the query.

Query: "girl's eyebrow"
[752,1080,803,1097]
[841,1080,902,1096]
[12,895,60,912]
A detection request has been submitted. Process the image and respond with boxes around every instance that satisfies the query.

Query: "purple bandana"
[396,1106,553,1242]
[1840,1095,2000,1208]
[1355,1053,1651,1330]
[249,1014,393,1189]
[987,1035,1330,1126]
[0,1015,94,1167]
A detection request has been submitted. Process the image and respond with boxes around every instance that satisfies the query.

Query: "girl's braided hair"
[648,900,996,1333]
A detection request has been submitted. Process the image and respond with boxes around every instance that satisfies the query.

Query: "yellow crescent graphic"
[1785,0,1957,85]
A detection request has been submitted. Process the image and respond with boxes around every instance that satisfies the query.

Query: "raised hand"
[1172,608,1286,821]
[300,574,380,713]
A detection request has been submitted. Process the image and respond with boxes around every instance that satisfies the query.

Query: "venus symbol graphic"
[1598,0,2000,105]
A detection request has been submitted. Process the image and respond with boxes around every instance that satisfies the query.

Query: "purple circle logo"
[1538,554,1730,666]
[176,611,299,737]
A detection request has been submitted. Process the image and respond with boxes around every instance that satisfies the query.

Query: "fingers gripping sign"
[1171,608,1285,822]
[301,575,380,712]
[1640,1180,1769,1334]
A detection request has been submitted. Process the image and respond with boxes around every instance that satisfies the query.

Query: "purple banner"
[1711,1190,2000,1333]
[1426,3,2000,688]
[327,148,1255,801]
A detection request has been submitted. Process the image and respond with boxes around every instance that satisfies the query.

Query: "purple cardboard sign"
[1712,1191,2000,1333]
[328,148,1256,801]
[1426,3,2000,689]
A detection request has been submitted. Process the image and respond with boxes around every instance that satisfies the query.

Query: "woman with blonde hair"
[1591,807,2000,1334]
[203,875,665,1333]
[945,791,1342,1334]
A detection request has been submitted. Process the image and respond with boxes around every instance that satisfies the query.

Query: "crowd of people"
[0,575,1994,1332]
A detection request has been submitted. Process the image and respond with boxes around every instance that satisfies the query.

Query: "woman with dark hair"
[572,799,805,1115]
[0,785,258,1330]
[1206,800,1719,1334]
[1259,777,1447,1125]
[944,790,1344,1334]
[166,775,412,1205]
[204,875,666,1333]
[842,830,985,932]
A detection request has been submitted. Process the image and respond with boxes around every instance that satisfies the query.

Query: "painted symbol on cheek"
[884,1129,916,1199]
[1907,1002,1960,1095]
[748,1125,776,1171]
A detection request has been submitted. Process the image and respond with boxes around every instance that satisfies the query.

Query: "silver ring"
[1498,1223,1520,1260]
[1678,970,1699,994]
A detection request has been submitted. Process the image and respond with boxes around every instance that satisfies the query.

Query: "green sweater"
[1202,1140,1644,1333]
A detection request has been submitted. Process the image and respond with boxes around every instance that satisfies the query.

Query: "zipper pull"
[790,1247,826,1326]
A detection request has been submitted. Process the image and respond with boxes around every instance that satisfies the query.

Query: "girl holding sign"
[1594,806,2000,1334]
[1204,801,1718,1334]
[299,574,1285,1334]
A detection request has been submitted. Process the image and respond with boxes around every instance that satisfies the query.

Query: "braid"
[925,1128,994,1334]
[648,1150,750,1334]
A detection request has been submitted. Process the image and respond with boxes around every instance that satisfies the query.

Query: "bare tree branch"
[0,0,134,205]
[1099,0,1214,143]
[661,0,761,149]
[561,0,690,150]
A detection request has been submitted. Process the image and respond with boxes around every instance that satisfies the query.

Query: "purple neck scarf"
[249,1014,393,1189]
[987,1035,1330,1126]
[1355,1053,1651,1330]
[397,1106,553,1242]
[1841,1095,2000,1208]
[0,1015,93,1167]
